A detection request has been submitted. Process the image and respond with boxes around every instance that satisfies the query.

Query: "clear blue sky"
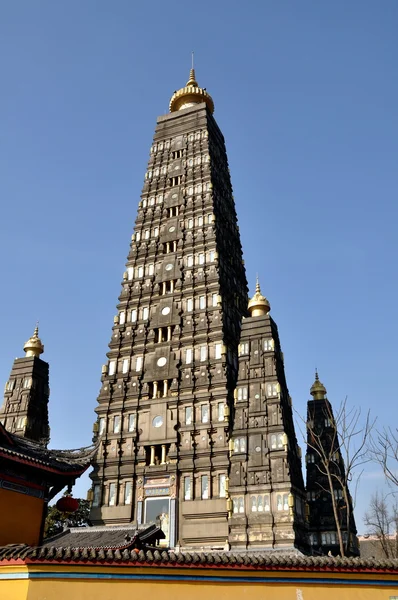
[0,1,397,532]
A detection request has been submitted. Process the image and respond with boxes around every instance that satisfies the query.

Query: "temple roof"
[41,524,164,551]
[0,422,96,476]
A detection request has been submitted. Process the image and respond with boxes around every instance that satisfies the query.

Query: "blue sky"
[0,1,397,532]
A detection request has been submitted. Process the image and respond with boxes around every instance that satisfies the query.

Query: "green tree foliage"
[44,498,91,539]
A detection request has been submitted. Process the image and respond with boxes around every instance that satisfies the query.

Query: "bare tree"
[302,398,374,556]
[370,427,398,489]
[364,492,398,559]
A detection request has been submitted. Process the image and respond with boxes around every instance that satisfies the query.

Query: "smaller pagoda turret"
[0,326,49,445]
[228,279,308,552]
[0,328,97,547]
[305,372,359,556]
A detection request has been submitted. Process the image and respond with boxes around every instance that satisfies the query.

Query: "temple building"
[305,372,359,556]
[90,69,308,552]
[0,329,95,546]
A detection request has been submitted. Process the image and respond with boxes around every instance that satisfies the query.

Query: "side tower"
[0,327,50,445]
[90,70,248,548]
[228,282,308,552]
[305,373,359,556]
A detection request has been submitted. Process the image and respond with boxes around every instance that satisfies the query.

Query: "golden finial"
[255,273,261,294]
[186,68,198,87]
[23,324,44,358]
[169,59,214,114]
[248,277,271,317]
[310,370,327,400]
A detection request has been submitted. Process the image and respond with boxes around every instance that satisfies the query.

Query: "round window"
[161,306,171,316]
[255,446,261,452]
[157,357,167,367]
[172,193,178,198]
[165,263,173,271]
[168,226,175,233]
[152,416,163,428]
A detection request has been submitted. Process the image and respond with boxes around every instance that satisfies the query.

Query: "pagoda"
[305,372,359,556]
[0,328,96,546]
[90,69,308,552]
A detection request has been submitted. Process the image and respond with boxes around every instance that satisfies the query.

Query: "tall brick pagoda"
[305,373,359,556]
[90,69,308,552]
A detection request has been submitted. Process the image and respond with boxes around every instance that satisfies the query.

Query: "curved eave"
[0,449,90,478]
[0,441,99,477]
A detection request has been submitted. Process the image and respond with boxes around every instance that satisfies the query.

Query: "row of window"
[99,403,226,437]
[239,339,274,355]
[184,250,217,266]
[232,433,286,454]
[184,473,226,500]
[133,215,214,245]
[108,356,143,376]
[150,131,208,154]
[126,250,217,281]
[183,343,223,364]
[236,383,279,401]
[98,414,136,436]
[146,156,211,180]
[5,378,33,392]
[233,493,290,514]
[309,531,349,546]
[92,481,133,507]
[92,473,225,509]
[307,489,344,502]
[107,341,224,377]
[184,403,225,425]
[133,229,159,242]
[117,294,220,327]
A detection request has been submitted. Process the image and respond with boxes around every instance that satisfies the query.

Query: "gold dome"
[310,371,327,400]
[169,69,214,114]
[23,326,44,358]
[248,278,271,317]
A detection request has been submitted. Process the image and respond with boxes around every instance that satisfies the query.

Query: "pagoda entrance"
[145,496,170,545]
[137,475,176,548]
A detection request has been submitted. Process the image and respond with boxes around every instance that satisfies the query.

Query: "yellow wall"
[0,564,396,600]
[0,489,43,547]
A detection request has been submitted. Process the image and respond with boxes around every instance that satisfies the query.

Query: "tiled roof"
[1,545,398,572]
[41,524,164,550]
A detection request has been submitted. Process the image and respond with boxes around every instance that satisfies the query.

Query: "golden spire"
[310,370,327,400]
[248,277,271,317]
[23,325,44,358]
[186,68,198,87]
[169,62,214,114]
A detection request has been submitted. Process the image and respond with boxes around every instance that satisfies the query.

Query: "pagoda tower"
[228,281,307,550]
[90,69,308,552]
[305,373,359,556]
[0,327,50,445]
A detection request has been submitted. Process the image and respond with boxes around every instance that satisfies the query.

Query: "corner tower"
[90,70,247,548]
[228,281,308,551]
[0,327,50,445]
[305,373,359,556]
